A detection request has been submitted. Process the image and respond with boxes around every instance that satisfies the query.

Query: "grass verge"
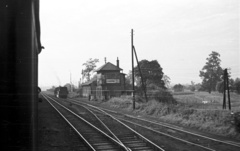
[102,96,240,140]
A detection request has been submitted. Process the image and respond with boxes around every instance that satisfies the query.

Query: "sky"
[39,0,239,90]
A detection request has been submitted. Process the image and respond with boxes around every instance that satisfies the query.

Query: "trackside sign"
[106,79,120,83]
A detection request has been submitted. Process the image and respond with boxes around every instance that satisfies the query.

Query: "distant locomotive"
[54,86,69,98]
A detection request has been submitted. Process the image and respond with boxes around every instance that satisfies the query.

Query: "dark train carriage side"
[0,0,42,150]
[54,86,69,98]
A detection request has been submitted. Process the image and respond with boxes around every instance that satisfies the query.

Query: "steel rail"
[65,97,163,151]
[69,98,240,149]
[77,102,165,151]
[79,103,214,151]
[43,94,129,151]
[117,116,215,151]
[41,94,95,151]
[124,115,240,148]
[78,104,131,151]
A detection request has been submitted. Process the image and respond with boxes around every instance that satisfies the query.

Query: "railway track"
[42,94,129,151]
[76,102,164,151]
[64,97,240,151]
[43,93,165,151]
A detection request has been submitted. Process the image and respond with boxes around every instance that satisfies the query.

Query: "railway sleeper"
[131,147,154,151]
[93,144,120,150]
[125,142,148,147]
[92,142,115,146]
[122,140,145,144]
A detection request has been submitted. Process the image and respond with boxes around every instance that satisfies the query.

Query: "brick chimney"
[116,57,119,67]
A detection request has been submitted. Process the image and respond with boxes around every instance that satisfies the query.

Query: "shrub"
[135,95,145,102]
[190,87,195,92]
[173,84,184,92]
[216,81,224,93]
[172,92,194,95]
[147,88,176,104]
[233,112,240,132]
[234,81,240,94]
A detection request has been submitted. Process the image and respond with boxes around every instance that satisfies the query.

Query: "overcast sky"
[39,0,239,89]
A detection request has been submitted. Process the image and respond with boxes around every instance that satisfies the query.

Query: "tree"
[125,71,133,90]
[229,78,235,92]
[190,86,195,92]
[82,58,99,82]
[216,81,224,93]
[134,59,166,90]
[195,83,202,91]
[163,75,171,89]
[199,51,223,93]
[234,78,240,94]
[189,81,196,92]
[173,84,184,92]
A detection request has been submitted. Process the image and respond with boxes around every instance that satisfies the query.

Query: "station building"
[81,58,126,100]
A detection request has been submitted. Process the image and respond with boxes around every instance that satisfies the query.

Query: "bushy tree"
[173,84,184,92]
[216,81,224,93]
[148,87,176,104]
[125,70,141,90]
[82,58,99,82]
[163,75,171,89]
[134,59,165,89]
[199,51,223,93]
[189,81,196,92]
[229,78,235,92]
[190,86,195,92]
[234,78,240,94]
[194,83,202,91]
[125,71,133,90]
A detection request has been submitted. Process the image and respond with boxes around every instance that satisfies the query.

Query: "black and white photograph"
[1,0,240,150]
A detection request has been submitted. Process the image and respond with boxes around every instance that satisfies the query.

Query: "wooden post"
[226,69,231,110]
[131,29,135,109]
[223,69,227,109]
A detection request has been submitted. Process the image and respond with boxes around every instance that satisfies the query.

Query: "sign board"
[106,79,120,83]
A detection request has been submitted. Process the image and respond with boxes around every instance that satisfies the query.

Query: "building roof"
[94,62,122,72]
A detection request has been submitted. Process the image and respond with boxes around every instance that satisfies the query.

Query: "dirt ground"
[37,97,82,151]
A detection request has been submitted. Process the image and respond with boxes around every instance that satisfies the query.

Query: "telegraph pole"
[223,69,226,109]
[226,69,231,110]
[223,69,231,110]
[70,72,72,92]
[131,29,135,109]
[81,69,84,84]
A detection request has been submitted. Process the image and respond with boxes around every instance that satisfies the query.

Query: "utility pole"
[223,70,226,109]
[223,69,231,110]
[226,69,231,110]
[70,72,72,92]
[81,69,84,84]
[131,29,135,109]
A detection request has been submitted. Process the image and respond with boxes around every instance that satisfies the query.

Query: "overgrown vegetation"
[102,92,240,140]
[233,112,240,133]
[147,88,176,104]
[173,84,184,92]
